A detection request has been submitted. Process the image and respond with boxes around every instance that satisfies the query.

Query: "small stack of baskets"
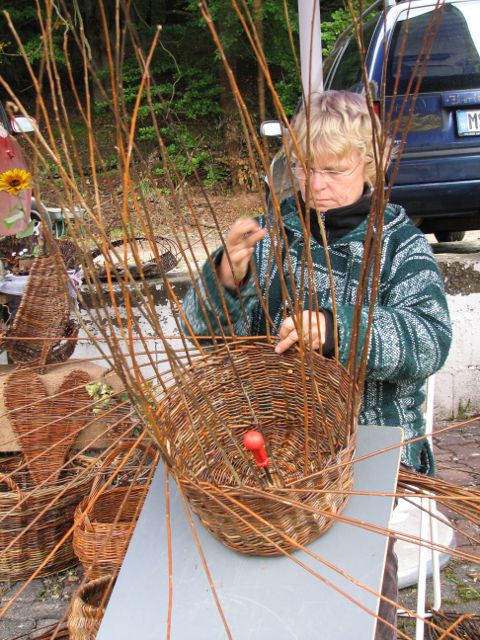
[155,340,356,556]
[69,441,158,637]
[73,441,158,579]
[0,364,101,582]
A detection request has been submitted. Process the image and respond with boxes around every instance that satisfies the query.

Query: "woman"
[182,90,452,638]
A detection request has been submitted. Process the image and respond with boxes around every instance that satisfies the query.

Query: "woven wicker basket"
[68,575,115,640]
[73,442,158,578]
[0,251,78,368]
[0,454,96,581]
[155,341,356,556]
[90,235,179,280]
[4,367,95,485]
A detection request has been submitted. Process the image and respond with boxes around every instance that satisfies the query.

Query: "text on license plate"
[456,109,480,136]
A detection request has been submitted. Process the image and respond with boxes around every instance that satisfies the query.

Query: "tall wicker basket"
[0,251,78,368]
[155,341,356,556]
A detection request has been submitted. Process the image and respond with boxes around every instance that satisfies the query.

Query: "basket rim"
[0,453,97,501]
[74,483,148,526]
[158,338,356,402]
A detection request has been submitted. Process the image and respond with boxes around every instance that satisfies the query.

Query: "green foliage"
[2,0,359,189]
[179,0,358,118]
[445,568,480,602]
[322,1,380,57]
[274,78,301,117]
[203,160,227,188]
[85,382,129,414]
[174,69,223,120]
[37,156,62,180]
[0,4,69,87]
[456,398,473,420]
[113,0,360,183]
[114,17,226,188]
[321,6,354,57]
[143,125,219,186]
[185,0,302,118]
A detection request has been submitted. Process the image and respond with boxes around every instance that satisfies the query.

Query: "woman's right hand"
[217,218,266,289]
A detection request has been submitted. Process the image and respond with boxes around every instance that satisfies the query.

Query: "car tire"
[434,231,466,243]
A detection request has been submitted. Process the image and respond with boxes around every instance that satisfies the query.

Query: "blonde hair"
[288,90,381,185]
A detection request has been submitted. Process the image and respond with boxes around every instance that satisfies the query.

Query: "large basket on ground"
[73,442,158,579]
[155,341,356,556]
[0,454,96,581]
[68,575,115,640]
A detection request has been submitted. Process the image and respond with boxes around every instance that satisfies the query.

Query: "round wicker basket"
[155,341,356,556]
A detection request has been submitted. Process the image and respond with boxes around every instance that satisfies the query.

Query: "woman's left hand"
[275,310,326,354]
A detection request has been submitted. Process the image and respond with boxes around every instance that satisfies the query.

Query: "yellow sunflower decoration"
[0,168,31,196]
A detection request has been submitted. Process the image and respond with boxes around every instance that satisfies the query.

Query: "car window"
[386,1,480,94]
[329,17,379,90]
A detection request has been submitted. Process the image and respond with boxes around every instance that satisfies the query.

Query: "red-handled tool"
[243,430,273,484]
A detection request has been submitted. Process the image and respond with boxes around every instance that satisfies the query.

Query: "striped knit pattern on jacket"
[181,196,452,475]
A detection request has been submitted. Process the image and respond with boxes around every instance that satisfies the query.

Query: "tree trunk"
[219,63,245,192]
[78,0,116,104]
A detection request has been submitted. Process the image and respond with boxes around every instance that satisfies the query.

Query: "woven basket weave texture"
[68,575,114,640]
[0,252,78,367]
[73,442,158,579]
[156,342,356,556]
[4,368,94,484]
[427,610,480,639]
[0,455,95,581]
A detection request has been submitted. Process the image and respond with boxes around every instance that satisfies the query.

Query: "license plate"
[456,109,480,136]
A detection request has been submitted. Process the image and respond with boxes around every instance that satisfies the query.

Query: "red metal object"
[243,430,270,468]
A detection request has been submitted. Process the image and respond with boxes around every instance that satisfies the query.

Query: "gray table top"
[98,425,402,640]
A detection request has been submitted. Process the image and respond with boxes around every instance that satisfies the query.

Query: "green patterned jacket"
[182,196,452,474]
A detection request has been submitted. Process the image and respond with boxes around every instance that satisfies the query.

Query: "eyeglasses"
[292,161,361,181]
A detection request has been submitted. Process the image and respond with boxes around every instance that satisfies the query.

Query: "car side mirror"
[260,120,283,137]
[10,115,36,133]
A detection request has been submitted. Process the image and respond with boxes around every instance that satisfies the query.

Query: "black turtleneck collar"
[302,186,372,244]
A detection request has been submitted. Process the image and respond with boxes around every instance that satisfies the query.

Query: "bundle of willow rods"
[398,469,480,524]
[427,609,480,640]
